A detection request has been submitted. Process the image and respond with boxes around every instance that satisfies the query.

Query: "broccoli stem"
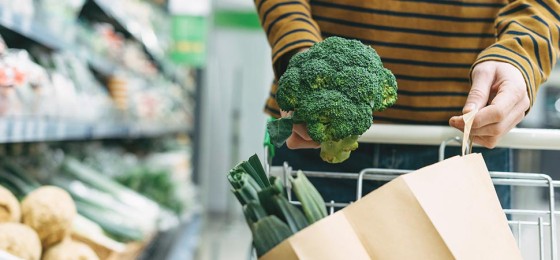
[319,135,360,163]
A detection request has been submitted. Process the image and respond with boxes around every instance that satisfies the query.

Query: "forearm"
[255,0,322,78]
[472,0,560,108]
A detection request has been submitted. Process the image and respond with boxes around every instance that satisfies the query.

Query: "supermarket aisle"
[196,214,252,260]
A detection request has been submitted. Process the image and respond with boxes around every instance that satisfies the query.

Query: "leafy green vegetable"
[266,117,294,147]
[117,167,186,214]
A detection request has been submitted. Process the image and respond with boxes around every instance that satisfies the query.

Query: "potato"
[43,239,99,260]
[0,222,42,260]
[21,186,77,249]
[0,185,20,222]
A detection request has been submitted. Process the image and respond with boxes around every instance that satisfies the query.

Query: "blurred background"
[0,0,559,259]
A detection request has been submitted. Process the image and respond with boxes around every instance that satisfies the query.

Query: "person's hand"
[449,61,530,148]
[281,110,320,149]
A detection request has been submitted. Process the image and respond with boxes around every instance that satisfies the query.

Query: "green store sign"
[171,15,207,67]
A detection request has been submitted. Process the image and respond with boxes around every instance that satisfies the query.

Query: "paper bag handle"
[461,107,478,156]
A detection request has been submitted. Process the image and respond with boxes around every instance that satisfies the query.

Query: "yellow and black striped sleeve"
[254,0,323,77]
[473,0,560,107]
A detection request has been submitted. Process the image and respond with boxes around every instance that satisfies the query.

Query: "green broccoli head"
[374,68,398,111]
[294,90,373,142]
[271,36,398,163]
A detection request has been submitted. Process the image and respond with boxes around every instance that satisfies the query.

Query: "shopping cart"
[263,124,560,260]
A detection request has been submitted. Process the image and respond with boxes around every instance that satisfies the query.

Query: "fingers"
[287,124,320,149]
[281,110,320,149]
[449,116,464,131]
[286,132,320,149]
[450,98,526,148]
[449,63,496,129]
[471,87,517,129]
[450,61,530,148]
[292,124,314,141]
[470,98,527,137]
[280,110,292,118]
[464,65,495,113]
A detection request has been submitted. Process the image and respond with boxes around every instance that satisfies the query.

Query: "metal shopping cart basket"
[263,124,560,260]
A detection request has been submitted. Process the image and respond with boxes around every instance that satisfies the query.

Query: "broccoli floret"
[269,36,398,163]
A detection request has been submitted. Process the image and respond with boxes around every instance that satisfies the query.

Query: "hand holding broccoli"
[281,110,321,149]
[268,36,398,163]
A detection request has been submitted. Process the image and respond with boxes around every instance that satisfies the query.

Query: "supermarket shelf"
[87,53,120,76]
[79,0,181,82]
[81,0,163,59]
[0,118,189,143]
[0,7,67,50]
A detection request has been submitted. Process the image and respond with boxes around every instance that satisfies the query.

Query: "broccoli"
[267,36,397,163]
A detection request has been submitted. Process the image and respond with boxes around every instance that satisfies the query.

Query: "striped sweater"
[257,0,560,125]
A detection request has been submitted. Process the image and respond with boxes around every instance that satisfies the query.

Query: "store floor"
[196,213,252,260]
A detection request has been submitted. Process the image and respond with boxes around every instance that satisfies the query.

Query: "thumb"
[464,66,494,113]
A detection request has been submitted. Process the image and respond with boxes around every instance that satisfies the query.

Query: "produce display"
[0,0,197,259]
[0,140,195,259]
[267,36,398,163]
[228,154,327,257]
[0,185,99,260]
[116,167,187,215]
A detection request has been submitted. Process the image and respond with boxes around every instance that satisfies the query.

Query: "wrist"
[274,47,310,78]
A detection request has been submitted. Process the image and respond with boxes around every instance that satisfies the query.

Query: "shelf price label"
[0,120,7,142]
[56,121,66,139]
[37,119,46,140]
[11,119,24,141]
[25,120,35,140]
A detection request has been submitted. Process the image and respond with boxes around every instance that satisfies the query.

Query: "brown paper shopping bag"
[261,110,521,260]
[261,154,522,260]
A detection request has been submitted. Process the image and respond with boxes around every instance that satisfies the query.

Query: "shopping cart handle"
[359,124,560,150]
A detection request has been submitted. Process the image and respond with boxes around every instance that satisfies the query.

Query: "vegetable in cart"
[227,154,328,257]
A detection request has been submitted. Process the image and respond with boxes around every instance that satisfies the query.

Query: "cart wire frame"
[264,134,560,260]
